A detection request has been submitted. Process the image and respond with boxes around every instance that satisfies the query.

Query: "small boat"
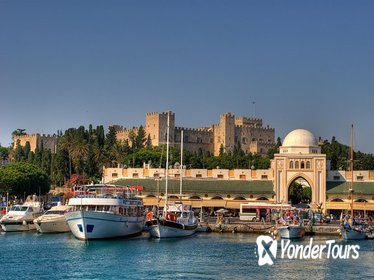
[146,121,198,238]
[147,202,198,238]
[0,195,43,232]
[339,125,367,240]
[340,217,367,240]
[276,212,305,239]
[34,205,72,233]
[65,184,144,240]
[277,224,305,239]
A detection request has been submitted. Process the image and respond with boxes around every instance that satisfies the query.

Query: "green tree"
[11,129,27,137]
[13,140,25,161]
[23,141,31,160]
[0,146,9,160]
[134,126,147,151]
[0,162,50,196]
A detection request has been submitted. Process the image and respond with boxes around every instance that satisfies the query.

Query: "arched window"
[289,161,293,169]
[306,161,310,169]
[295,161,299,169]
[301,161,305,169]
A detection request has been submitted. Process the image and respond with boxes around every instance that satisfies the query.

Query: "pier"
[204,221,341,236]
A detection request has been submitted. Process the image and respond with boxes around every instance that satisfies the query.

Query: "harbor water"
[0,232,373,279]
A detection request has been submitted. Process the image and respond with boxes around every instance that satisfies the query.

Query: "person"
[1,207,6,216]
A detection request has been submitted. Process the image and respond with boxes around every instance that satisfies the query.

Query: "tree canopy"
[0,162,50,196]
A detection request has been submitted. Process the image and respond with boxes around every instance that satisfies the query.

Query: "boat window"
[104,206,110,211]
[22,207,30,212]
[96,206,104,211]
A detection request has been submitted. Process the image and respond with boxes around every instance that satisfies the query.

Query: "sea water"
[0,232,373,279]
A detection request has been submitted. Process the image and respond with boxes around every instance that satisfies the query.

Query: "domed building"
[280,129,320,154]
[272,129,326,210]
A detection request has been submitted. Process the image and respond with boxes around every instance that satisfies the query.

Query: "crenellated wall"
[116,111,275,156]
[13,133,57,153]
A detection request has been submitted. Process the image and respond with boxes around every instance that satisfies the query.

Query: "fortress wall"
[13,133,57,152]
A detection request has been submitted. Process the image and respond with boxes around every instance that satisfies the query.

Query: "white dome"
[282,129,318,147]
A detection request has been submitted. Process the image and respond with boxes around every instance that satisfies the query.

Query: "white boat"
[277,224,305,239]
[34,205,72,233]
[147,118,198,238]
[0,195,43,232]
[339,125,367,240]
[147,203,198,238]
[65,184,144,240]
[340,222,367,240]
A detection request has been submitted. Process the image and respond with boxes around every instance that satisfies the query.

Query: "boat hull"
[340,227,367,240]
[1,221,36,232]
[34,218,70,233]
[147,219,197,238]
[277,225,305,239]
[65,211,144,240]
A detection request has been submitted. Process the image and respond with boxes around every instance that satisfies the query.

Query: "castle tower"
[213,113,235,155]
[145,111,175,146]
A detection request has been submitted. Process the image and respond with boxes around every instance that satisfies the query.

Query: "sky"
[1,1,373,153]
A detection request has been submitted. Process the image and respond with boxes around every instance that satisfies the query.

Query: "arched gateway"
[273,129,326,212]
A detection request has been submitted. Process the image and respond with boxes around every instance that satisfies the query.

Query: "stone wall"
[13,134,57,153]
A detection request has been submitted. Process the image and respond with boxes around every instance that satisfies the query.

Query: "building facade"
[104,128,374,214]
[116,111,275,156]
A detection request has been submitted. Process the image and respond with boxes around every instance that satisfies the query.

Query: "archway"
[288,177,312,205]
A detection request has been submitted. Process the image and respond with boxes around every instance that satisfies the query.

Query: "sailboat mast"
[350,124,354,218]
[165,112,170,210]
[180,130,183,201]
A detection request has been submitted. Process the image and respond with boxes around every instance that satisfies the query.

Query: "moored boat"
[0,195,43,232]
[276,210,305,239]
[339,125,367,240]
[65,184,144,240]
[146,120,198,238]
[34,205,72,233]
[340,217,367,240]
[277,224,305,239]
[147,202,198,238]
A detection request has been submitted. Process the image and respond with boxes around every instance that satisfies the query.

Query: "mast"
[349,124,354,219]
[164,112,170,212]
[179,130,183,201]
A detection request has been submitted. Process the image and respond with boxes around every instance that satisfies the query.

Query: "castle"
[116,111,275,156]
[12,133,58,153]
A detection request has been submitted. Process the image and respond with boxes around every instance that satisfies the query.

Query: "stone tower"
[145,111,175,146]
[213,113,235,155]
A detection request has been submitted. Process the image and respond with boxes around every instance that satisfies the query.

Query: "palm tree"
[70,138,88,174]
[58,133,75,176]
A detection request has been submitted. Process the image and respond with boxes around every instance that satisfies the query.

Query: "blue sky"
[1,1,373,153]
